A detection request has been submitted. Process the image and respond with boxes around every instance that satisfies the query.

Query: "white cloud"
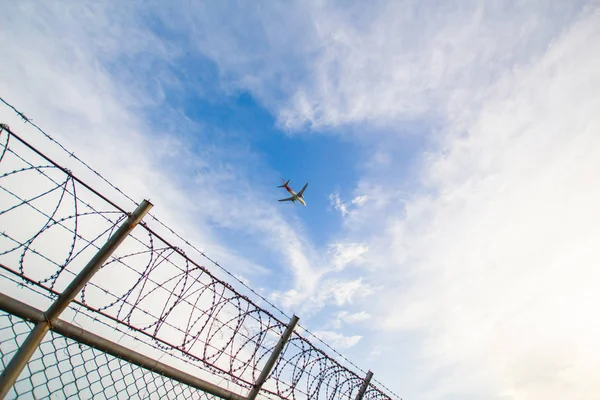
[349,9,600,399]
[351,195,368,207]
[272,277,375,314]
[269,241,370,313]
[331,310,371,329]
[281,0,589,130]
[366,150,392,169]
[320,278,375,307]
[167,0,586,131]
[329,192,350,216]
[312,330,362,349]
[367,344,391,361]
[328,242,369,271]
[329,192,369,218]
[339,310,371,324]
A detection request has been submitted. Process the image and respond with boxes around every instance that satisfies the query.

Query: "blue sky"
[2,1,600,399]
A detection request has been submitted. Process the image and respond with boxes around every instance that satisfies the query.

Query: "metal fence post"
[246,315,299,400]
[354,370,373,400]
[0,200,153,399]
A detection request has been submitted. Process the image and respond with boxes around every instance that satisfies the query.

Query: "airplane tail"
[277,179,290,188]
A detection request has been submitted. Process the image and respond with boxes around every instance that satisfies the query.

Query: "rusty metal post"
[246,315,299,400]
[354,370,374,400]
[0,200,153,399]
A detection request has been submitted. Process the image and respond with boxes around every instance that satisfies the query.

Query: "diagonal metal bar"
[355,370,374,400]
[246,314,299,400]
[0,199,153,399]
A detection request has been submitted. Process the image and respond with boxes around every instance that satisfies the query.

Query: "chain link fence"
[0,311,217,400]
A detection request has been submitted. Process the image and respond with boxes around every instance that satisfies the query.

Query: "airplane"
[277,178,308,206]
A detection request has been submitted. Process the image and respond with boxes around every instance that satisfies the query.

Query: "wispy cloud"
[344,9,600,399]
[329,192,369,218]
[164,0,587,132]
[338,311,371,324]
[329,311,372,329]
[328,243,369,271]
[329,192,350,216]
[312,330,362,349]
[271,277,375,314]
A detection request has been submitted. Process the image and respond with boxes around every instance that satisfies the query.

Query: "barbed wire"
[0,98,401,399]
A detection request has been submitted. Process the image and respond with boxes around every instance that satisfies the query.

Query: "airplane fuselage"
[278,179,308,206]
[283,185,307,206]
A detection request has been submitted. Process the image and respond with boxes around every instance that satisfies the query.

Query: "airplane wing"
[297,182,308,196]
[278,197,294,202]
